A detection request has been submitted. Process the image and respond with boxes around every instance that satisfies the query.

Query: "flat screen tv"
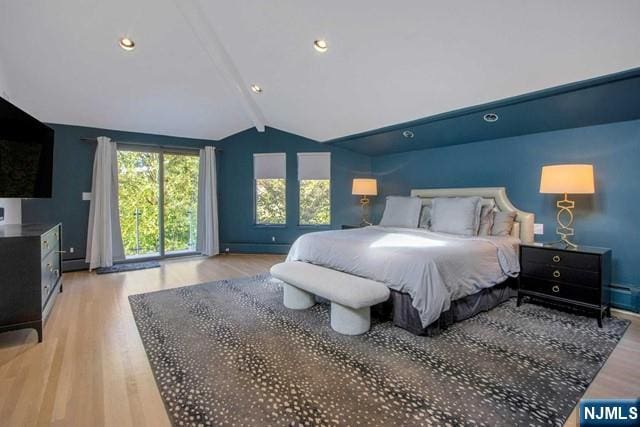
[0,96,54,198]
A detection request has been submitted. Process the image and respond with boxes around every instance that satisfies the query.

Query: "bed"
[286,187,534,335]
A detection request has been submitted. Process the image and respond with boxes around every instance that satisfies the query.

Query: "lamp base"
[359,196,371,226]
[555,193,578,249]
[546,239,578,250]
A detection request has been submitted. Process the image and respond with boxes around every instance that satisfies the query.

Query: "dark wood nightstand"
[341,224,364,229]
[517,243,611,327]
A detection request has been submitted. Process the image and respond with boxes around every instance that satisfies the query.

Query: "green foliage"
[254,178,331,225]
[164,153,199,252]
[117,150,199,257]
[299,179,331,225]
[256,179,286,224]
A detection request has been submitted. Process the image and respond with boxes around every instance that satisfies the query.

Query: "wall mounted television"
[0,96,54,198]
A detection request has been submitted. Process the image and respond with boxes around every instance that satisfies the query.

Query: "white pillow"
[379,196,423,228]
[418,205,431,229]
[491,211,517,236]
[430,197,483,236]
[478,203,496,236]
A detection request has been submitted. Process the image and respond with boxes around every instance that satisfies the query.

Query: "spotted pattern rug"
[129,274,629,427]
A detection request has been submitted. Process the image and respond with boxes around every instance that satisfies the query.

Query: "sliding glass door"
[163,153,199,254]
[117,146,199,259]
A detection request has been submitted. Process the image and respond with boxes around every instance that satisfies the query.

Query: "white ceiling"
[1,0,639,142]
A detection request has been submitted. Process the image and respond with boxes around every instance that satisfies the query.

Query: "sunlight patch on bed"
[369,233,447,249]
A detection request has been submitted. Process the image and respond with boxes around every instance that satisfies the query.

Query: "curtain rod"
[80,137,223,152]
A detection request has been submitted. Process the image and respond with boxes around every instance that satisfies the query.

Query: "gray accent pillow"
[430,197,483,236]
[379,196,423,228]
[491,211,517,236]
[418,205,431,229]
[478,204,495,236]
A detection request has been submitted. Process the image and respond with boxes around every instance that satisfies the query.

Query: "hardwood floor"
[0,254,637,426]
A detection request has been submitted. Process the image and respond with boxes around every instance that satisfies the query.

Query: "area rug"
[129,274,629,426]
[96,260,160,274]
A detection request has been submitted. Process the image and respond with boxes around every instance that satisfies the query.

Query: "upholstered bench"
[270,261,390,335]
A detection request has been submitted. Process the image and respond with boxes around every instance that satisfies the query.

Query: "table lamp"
[352,178,377,226]
[539,164,595,249]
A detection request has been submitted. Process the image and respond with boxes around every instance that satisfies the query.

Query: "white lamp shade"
[540,164,595,194]
[352,178,377,196]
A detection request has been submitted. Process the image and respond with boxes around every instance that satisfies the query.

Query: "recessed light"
[119,37,135,51]
[250,84,263,94]
[402,130,415,138]
[483,113,499,123]
[313,39,328,53]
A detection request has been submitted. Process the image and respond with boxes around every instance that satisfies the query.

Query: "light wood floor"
[0,254,637,426]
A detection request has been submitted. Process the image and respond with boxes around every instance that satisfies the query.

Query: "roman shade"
[297,152,330,180]
[254,153,286,179]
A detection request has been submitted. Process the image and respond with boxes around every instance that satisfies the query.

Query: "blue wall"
[22,124,216,265]
[370,119,640,288]
[21,124,371,265]
[218,127,371,253]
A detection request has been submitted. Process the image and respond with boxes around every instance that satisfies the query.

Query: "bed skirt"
[371,278,518,336]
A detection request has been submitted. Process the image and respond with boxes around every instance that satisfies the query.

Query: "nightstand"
[517,243,611,327]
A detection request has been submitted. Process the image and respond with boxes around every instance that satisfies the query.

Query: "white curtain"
[86,136,125,269]
[196,146,219,256]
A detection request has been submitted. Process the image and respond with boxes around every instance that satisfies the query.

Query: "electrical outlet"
[69,247,74,253]
[271,236,276,242]
[534,223,544,235]
[225,247,230,253]
[82,192,92,201]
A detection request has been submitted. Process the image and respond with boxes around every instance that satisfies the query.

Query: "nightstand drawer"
[521,246,600,271]
[521,262,600,287]
[519,277,599,305]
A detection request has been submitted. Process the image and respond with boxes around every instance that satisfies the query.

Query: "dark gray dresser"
[0,223,63,341]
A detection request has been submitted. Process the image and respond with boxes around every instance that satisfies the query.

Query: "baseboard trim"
[611,308,640,318]
[222,242,291,254]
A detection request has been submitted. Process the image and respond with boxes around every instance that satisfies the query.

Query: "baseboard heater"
[608,284,640,313]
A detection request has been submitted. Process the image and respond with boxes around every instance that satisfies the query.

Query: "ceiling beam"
[172,0,266,132]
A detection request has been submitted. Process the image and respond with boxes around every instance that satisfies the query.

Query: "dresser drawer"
[41,226,60,259]
[519,277,600,306]
[521,261,600,288]
[521,246,600,271]
[41,250,60,307]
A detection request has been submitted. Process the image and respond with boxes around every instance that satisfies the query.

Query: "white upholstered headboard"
[410,187,535,243]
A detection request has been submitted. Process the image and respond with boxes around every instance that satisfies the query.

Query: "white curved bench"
[270,261,390,335]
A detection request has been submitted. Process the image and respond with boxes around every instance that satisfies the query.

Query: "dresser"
[0,223,63,341]
[518,243,611,327]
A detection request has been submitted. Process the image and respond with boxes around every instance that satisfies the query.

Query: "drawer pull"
[43,240,49,248]
[552,285,560,293]
[47,263,53,272]
[552,270,561,278]
[552,255,561,263]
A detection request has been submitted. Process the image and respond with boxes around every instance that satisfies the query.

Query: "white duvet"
[286,226,520,327]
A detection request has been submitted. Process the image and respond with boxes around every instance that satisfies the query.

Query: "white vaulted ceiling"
[1,0,639,141]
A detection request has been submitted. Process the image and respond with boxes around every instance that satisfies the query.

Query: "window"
[254,153,286,225]
[298,152,331,225]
